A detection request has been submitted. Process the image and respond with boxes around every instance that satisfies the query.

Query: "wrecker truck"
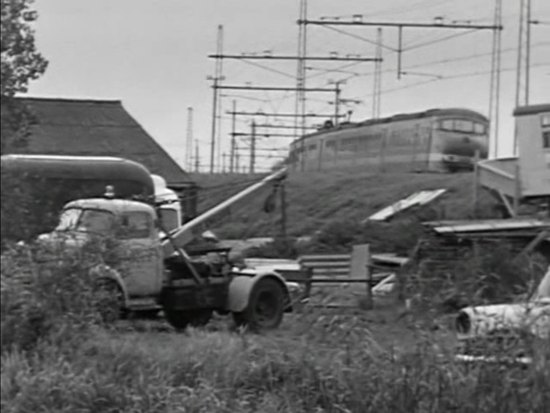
[33,164,294,330]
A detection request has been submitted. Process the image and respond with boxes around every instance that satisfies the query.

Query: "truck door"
[115,210,163,298]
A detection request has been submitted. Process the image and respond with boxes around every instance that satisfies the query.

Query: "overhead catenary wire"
[362,61,550,98]
[402,28,479,51]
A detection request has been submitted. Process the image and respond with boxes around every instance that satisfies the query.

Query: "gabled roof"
[1,97,192,186]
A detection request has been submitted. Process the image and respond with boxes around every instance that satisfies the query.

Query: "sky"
[26,0,550,172]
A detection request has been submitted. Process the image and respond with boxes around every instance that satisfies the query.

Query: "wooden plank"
[299,254,350,262]
[303,261,350,268]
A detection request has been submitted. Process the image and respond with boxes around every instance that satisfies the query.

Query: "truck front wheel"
[233,278,285,331]
[95,279,124,323]
[164,309,213,331]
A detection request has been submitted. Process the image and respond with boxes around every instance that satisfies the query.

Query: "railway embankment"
[192,168,502,254]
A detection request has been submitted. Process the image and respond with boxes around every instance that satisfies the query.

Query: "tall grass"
[2,318,549,413]
[2,246,549,413]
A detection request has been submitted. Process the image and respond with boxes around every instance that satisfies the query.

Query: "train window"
[543,131,550,148]
[541,114,550,127]
[441,120,454,130]
[454,120,474,132]
[308,144,317,151]
[474,123,485,134]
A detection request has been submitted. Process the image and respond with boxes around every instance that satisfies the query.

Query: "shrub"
[0,236,124,353]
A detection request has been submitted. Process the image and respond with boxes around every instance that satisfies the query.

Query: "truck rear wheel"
[233,278,285,331]
[164,309,213,331]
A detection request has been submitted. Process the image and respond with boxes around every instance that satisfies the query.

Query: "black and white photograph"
[1,0,549,412]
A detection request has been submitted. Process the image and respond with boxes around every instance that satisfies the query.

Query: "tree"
[1,0,47,97]
[1,0,47,154]
[1,0,47,245]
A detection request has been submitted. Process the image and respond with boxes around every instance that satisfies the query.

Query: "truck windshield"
[56,208,114,235]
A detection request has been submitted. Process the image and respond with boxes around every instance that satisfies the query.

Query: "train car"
[289,108,489,172]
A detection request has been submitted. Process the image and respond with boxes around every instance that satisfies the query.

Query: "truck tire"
[95,279,124,323]
[233,277,285,331]
[164,309,213,331]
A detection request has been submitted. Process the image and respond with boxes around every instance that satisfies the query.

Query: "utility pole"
[333,82,342,126]
[514,0,532,154]
[526,0,531,105]
[515,0,526,109]
[208,25,224,174]
[296,0,308,172]
[372,28,383,119]
[230,100,236,173]
[194,140,200,173]
[185,107,193,170]
[250,121,256,174]
[488,0,503,158]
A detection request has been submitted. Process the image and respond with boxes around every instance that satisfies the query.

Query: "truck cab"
[40,197,164,310]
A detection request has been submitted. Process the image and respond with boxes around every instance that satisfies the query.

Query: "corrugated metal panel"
[365,189,447,222]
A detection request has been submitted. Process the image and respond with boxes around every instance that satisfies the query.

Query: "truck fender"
[89,264,129,308]
[227,271,290,313]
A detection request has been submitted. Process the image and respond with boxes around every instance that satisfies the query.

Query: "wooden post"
[279,182,287,241]
[351,244,373,310]
[514,163,521,215]
[411,123,419,171]
[365,258,373,310]
[379,130,388,173]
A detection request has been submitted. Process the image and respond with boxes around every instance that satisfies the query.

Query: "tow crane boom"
[161,167,287,257]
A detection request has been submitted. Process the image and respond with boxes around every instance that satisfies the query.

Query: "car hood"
[457,301,550,340]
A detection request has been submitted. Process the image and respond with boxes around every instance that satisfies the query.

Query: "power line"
[208,53,380,62]
[363,61,550,98]
[302,18,502,30]
[319,24,397,51]
[403,28,478,51]
[216,85,336,92]
[238,59,296,79]
[226,110,344,118]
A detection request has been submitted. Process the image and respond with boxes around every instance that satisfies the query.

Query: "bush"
[0,237,123,352]
[408,242,549,312]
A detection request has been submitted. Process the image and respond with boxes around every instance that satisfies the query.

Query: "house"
[1,96,197,216]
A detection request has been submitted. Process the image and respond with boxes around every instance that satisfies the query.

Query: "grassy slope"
[190,167,500,253]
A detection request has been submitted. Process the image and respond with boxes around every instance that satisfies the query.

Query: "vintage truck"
[455,266,550,364]
[33,164,295,330]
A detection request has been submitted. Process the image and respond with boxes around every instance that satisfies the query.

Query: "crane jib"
[161,167,287,257]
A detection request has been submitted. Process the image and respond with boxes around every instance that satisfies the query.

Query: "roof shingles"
[2,97,191,185]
